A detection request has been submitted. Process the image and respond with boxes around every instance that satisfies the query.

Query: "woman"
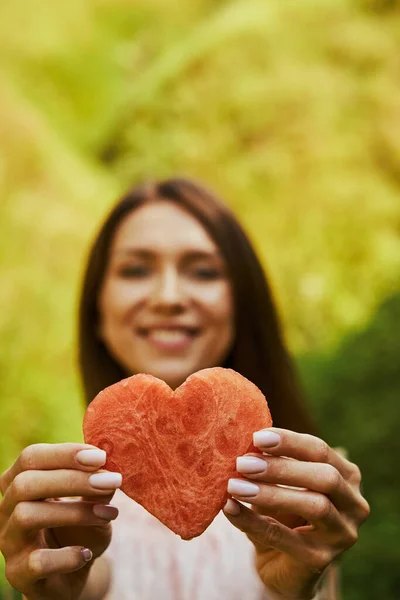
[0,178,369,600]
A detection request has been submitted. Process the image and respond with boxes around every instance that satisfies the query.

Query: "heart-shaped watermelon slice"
[83,367,272,540]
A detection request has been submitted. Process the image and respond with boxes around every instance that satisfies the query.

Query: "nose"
[149,267,187,314]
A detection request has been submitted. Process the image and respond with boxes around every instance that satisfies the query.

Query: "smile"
[136,327,201,351]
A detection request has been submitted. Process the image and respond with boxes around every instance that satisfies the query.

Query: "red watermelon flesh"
[83,367,272,540]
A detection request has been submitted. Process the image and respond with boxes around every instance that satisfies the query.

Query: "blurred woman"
[0,178,369,600]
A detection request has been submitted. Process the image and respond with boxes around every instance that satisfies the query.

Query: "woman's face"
[98,200,235,389]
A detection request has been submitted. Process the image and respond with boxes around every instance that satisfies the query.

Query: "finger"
[1,469,122,517]
[0,443,107,495]
[227,478,344,531]
[1,500,117,558]
[223,498,302,555]
[6,546,93,590]
[252,428,356,480]
[223,500,335,578]
[236,454,359,512]
[7,500,118,541]
[52,491,117,505]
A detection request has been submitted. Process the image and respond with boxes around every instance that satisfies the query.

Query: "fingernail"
[81,548,93,562]
[228,478,260,497]
[236,456,267,474]
[93,504,119,521]
[88,472,122,490]
[253,431,281,448]
[76,449,107,467]
[224,498,241,516]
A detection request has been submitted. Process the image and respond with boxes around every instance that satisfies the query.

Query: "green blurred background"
[1,0,399,598]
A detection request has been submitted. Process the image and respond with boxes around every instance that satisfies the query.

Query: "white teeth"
[148,329,190,343]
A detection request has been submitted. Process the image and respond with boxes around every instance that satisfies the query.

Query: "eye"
[191,266,223,280]
[118,265,150,278]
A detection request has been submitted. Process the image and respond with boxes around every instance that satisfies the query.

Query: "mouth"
[136,326,201,351]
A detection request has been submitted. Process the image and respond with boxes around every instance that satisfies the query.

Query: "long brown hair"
[78,178,315,433]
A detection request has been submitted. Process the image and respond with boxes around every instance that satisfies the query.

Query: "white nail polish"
[236,456,267,474]
[253,431,281,448]
[81,548,93,562]
[227,478,260,497]
[88,472,122,490]
[224,499,241,516]
[93,504,119,520]
[76,449,106,467]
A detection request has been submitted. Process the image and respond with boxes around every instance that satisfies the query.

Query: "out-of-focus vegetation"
[0,0,399,598]
[299,291,400,599]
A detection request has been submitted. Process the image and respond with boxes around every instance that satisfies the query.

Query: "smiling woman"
[79,178,314,435]
[97,200,235,390]
[0,178,369,600]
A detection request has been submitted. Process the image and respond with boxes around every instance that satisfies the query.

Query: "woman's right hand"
[0,443,122,600]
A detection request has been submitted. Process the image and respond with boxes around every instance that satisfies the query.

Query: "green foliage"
[298,292,400,600]
[0,0,399,597]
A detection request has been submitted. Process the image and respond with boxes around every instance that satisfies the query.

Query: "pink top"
[103,489,268,600]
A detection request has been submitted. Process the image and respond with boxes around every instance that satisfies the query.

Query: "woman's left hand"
[223,428,370,600]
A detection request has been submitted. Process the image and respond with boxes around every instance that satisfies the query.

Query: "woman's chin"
[131,360,201,390]
[122,346,227,389]
[153,368,194,390]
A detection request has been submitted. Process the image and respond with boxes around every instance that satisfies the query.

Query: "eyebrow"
[113,248,222,260]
